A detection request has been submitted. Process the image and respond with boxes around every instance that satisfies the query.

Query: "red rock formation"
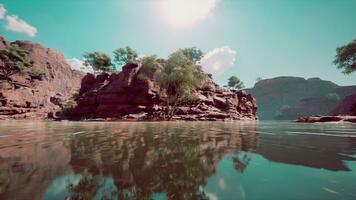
[0,35,84,119]
[71,63,257,121]
[295,115,356,123]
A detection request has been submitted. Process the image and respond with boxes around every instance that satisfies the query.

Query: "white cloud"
[5,15,37,37]
[67,58,94,73]
[0,4,6,19]
[200,46,237,74]
[160,0,218,27]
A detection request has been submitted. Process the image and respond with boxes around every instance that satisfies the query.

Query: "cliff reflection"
[255,122,356,171]
[66,122,259,199]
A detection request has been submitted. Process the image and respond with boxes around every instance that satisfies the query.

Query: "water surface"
[0,121,355,200]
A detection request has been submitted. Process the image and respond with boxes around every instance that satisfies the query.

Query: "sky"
[0,0,355,87]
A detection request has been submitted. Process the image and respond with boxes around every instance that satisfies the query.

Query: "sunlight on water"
[0,121,355,200]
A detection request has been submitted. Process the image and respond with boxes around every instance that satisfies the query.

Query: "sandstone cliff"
[0,35,84,119]
[71,63,257,121]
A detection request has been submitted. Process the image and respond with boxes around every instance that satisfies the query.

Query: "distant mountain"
[245,76,356,119]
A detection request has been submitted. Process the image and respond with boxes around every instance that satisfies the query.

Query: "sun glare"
[160,0,217,27]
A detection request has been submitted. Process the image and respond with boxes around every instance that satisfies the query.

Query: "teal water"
[0,121,355,200]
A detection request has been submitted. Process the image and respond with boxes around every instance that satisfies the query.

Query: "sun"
[160,0,217,27]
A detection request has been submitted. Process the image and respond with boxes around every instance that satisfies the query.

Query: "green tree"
[333,39,356,74]
[29,68,47,80]
[180,47,204,63]
[158,51,203,119]
[113,46,138,67]
[83,51,113,72]
[63,100,77,114]
[0,46,34,81]
[137,55,158,81]
[227,76,245,90]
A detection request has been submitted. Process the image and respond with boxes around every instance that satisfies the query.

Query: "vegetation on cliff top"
[78,46,254,120]
[226,75,245,90]
[180,47,203,64]
[0,45,48,83]
[137,55,159,81]
[113,46,139,67]
[157,50,204,119]
[83,51,114,72]
[0,46,34,81]
[78,47,211,120]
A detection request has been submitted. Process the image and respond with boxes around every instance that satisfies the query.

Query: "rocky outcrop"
[246,76,356,119]
[71,63,257,121]
[295,115,356,123]
[330,93,356,116]
[0,35,84,119]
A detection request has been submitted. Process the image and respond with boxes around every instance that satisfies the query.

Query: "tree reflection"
[67,122,259,200]
[64,174,118,200]
[233,153,251,173]
[67,175,102,200]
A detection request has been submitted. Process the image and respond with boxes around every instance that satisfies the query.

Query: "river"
[0,121,355,200]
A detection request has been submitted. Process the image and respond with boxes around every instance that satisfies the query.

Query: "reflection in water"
[255,122,356,171]
[66,122,258,199]
[0,121,355,200]
[233,153,251,173]
[66,175,117,200]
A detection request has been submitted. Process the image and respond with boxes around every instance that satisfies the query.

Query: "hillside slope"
[0,35,84,119]
[246,76,356,119]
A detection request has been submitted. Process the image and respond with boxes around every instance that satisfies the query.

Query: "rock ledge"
[295,115,356,123]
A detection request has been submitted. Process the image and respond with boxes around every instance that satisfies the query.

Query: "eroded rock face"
[0,35,84,119]
[71,63,257,121]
